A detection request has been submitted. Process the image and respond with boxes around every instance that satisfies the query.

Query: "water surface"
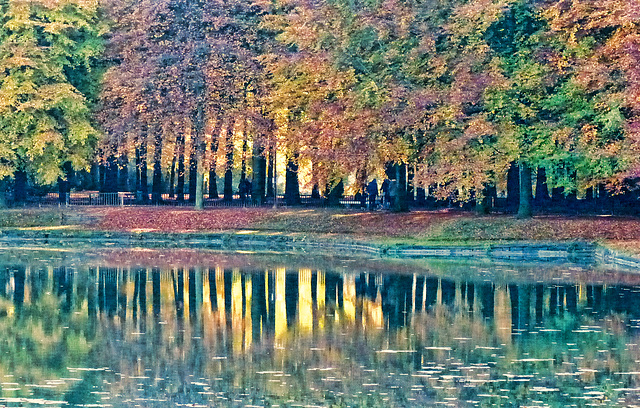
[0,249,639,407]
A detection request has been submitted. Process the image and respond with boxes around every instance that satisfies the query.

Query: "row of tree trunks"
[85,113,274,206]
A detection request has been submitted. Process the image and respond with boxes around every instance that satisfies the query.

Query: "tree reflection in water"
[1,259,640,406]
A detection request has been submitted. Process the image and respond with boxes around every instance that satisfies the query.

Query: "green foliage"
[0,0,104,185]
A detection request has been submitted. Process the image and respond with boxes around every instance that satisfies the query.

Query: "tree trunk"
[90,162,100,191]
[192,103,205,210]
[134,147,140,195]
[390,163,409,212]
[99,161,106,193]
[105,154,119,194]
[566,170,578,207]
[0,178,7,207]
[252,135,266,204]
[506,161,520,212]
[518,162,533,218]
[14,169,27,204]
[326,179,343,207]
[176,129,186,202]
[551,185,564,204]
[239,122,248,203]
[208,120,222,199]
[407,164,415,204]
[169,153,176,198]
[585,187,594,201]
[241,120,248,182]
[224,120,234,202]
[58,164,72,205]
[266,146,274,198]
[152,126,163,204]
[285,155,300,206]
[534,167,549,208]
[134,130,149,202]
[188,134,198,204]
[118,152,129,192]
[140,136,148,202]
[416,187,426,206]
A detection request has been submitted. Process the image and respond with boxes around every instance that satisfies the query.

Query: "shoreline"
[1,227,639,272]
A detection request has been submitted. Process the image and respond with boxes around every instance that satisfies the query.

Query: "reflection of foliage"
[1,263,640,406]
[63,373,101,408]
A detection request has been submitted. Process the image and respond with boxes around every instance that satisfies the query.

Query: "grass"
[1,206,640,255]
[0,208,67,228]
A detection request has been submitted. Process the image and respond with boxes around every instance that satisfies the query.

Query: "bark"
[285,155,300,206]
[99,162,106,193]
[391,163,409,212]
[208,120,222,199]
[58,176,67,205]
[241,120,248,182]
[188,134,198,203]
[134,147,140,194]
[551,185,564,204]
[506,161,520,212]
[13,169,27,204]
[534,167,549,207]
[0,178,7,207]
[566,170,578,205]
[518,162,533,218]
[597,183,611,212]
[239,123,248,202]
[585,187,594,201]
[407,165,415,204]
[223,120,234,202]
[252,135,266,204]
[326,179,343,207]
[135,130,149,202]
[416,187,426,206]
[90,162,100,191]
[169,153,176,198]
[118,152,129,192]
[152,126,163,204]
[140,136,149,202]
[104,154,119,194]
[266,147,274,198]
[176,129,186,202]
[192,103,205,210]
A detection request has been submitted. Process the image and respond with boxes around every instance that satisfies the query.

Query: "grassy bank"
[1,207,640,255]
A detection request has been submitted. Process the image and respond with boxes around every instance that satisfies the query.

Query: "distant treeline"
[1,0,639,215]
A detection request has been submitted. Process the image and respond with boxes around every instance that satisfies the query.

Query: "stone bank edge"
[0,229,638,272]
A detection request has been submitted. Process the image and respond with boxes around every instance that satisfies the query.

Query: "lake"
[0,248,639,407]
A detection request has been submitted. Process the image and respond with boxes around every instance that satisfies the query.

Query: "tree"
[0,0,104,203]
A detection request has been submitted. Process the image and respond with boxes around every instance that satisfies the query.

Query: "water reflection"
[2,261,640,406]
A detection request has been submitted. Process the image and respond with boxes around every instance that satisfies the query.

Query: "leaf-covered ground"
[2,207,640,253]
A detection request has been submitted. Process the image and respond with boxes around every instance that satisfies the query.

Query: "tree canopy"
[0,0,104,184]
[1,0,639,213]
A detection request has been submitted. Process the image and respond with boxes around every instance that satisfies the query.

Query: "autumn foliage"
[2,0,640,216]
